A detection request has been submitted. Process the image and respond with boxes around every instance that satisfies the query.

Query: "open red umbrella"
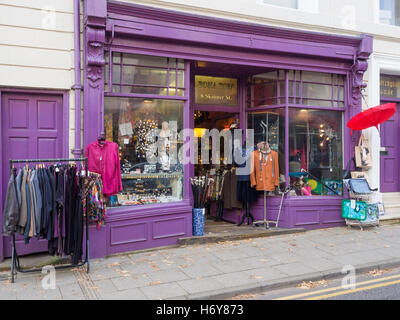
[347,103,396,135]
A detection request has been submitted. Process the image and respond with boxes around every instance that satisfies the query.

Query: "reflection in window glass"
[263,0,298,9]
[380,0,400,26]
[289,109,343,196]
[108,52,184,96]
[249,72,284,108]
[248,70,345,108]
[104,97,184,207]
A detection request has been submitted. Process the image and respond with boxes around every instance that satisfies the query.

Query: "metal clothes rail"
[8,157,90,283]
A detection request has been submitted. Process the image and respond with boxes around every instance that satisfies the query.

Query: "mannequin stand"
[216,198,224,221]
[253,190,270,229]
[238,201,254,226]
[253,187,290,229]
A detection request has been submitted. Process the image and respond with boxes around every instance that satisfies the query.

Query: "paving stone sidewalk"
[1,224,400,300]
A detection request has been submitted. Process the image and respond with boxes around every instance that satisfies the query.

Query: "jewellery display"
[112,172,184,207]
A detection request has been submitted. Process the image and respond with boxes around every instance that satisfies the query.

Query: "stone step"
[382,192,400,203]
[178,220,306,245]
[382,204,400,215]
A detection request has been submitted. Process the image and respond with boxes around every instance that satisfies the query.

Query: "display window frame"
[102,48,192,213]
[245,69,348,198]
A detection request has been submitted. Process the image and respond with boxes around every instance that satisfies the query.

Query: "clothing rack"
[8,157,90,283]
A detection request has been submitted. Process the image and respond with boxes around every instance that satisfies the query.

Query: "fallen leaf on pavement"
[367,269,391,277]
[148,281,161,286]
[297,280,329,290]
[229,293,258,300]
[106,262,121,268]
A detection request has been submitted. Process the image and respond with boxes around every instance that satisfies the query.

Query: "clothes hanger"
[98,131,106,145]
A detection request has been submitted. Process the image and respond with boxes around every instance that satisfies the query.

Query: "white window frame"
[377,0,400,26]
[257,0,319,13]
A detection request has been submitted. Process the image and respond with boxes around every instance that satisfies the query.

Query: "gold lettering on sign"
[380,76,400,98]
[195,75,238,106]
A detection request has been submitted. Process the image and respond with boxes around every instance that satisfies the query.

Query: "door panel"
[380,102,399,192]
[1,92,64,257]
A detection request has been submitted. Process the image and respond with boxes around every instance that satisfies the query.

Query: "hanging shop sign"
[380,75,400,98]
[195,75,238,106]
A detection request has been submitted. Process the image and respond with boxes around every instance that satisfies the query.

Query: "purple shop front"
[0,0,373,261]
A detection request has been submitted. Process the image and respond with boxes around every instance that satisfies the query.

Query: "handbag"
[342,199,367,220]
[355,135,372,168]
[343,157,356,179]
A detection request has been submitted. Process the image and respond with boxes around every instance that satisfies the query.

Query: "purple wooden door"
[1,92,64,257]
[380,102,399,193]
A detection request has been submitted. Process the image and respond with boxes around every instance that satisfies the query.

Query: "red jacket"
[86,140,122,197]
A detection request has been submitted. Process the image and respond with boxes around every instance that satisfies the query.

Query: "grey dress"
[17,169,28,235]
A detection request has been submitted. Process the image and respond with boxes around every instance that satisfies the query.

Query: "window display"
[104,97,184,207]
[247,70,344,196]
[289,109,343,196]
[247,109,286,188]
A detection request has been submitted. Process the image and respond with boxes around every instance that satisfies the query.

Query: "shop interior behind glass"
[103,53,344,214]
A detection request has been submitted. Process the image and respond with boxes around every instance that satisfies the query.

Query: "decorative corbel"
[350,58,368,108]
[349,34,373,109]
[86,27,105,88]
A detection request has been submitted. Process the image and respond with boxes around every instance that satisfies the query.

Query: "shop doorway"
[380,101,400,192]
[194,111,241,222]
[194,111,239,176]
[1,91,65,258]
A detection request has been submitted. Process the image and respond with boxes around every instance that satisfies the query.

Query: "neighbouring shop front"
[0,0,373,261]
[380,74,400,193]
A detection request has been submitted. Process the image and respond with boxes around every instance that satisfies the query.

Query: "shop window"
[262,0,298,9]
[104,97,184,207]
[247,108,286,189]
[289,109,343,196]
[248,71,285,108]
[380,0,400,26]
[105,51,185,97]
[260,0,319,12]
[380,75,400,98]
[248,70,344,109]
[289,71,345,108]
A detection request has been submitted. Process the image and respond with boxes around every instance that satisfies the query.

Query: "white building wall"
[1,0,400,211]
[0,0,82,157]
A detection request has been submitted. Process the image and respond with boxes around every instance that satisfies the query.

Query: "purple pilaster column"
[83,0,107,150]
[82,0,107,258]
[345,34,373,166]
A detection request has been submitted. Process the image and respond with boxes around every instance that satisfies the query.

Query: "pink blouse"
[86,140,122,197]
